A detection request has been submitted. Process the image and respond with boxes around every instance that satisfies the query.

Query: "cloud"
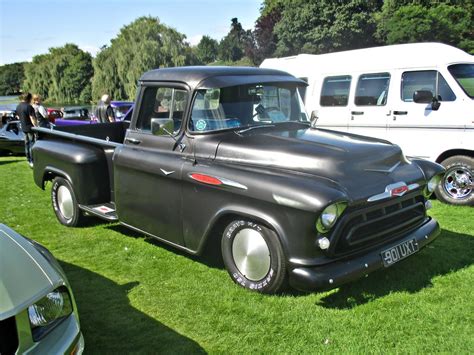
[187,34,203,46]
[79,45,100,57]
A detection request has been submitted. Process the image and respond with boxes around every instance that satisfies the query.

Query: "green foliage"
[23,44,92,103]
[1,155,473,353]
[274,0,383,56]
[196,36,219,64]
[375,2,474,54]
[92,16,192,101]
[0,62,25,95]
[218,18,246,62]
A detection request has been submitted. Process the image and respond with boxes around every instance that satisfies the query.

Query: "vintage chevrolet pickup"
[32,67,444,293]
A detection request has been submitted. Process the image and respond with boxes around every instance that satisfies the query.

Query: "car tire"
[435,155,473,206]
[221,219,287,294]
[51,177,85,226]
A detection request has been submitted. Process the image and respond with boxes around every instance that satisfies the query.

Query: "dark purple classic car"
[53,107,98,127]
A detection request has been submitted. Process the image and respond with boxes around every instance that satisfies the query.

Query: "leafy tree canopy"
[0,62,25,95]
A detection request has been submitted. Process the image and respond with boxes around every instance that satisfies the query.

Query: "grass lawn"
[0,155,473,353]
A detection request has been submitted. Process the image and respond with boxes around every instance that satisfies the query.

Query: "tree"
[0,62,25,95]
[274,0,383,56]
[23,44,93,103]
[250,6,283,64]
[375,1,474,54]
[92,16,192,101]
[218,18,246,62]
[196,36,219,64]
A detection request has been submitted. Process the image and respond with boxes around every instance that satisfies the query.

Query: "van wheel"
[435,156,473,206]
[51,177,85,226]
[221,220,287,294]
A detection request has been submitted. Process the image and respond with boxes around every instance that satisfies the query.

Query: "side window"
[320,75,351,106]
[401,71,456,102]
[355,73,391,106]
[136,87,189,134]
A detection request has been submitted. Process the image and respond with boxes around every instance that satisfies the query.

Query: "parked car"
[1,109,17,125]
[54,107,98,127]
[47,108,63,124]
[32,66,443,294]
[261,42,473,206]
[111,101,133,121]
[0,224,84,354]
[0,120,24,155]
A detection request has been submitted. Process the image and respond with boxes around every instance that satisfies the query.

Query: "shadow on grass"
[105,224,225,269]
[0,158,23,166]
[318,229,474,309]
[59,261,205,354]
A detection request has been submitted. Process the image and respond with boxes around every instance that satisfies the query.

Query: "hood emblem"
[368,182,420,202]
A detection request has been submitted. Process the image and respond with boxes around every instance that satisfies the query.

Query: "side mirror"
[310,110,319,127]
[413,90,433,104]
[151,118,174,136]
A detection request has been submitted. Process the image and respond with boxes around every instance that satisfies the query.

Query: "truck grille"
[0,316,19,354]
[331,193,426,256]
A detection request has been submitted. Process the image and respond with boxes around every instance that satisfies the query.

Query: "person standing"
[16,92,37,167]
[32,94,50,128]
[95,94,115,123]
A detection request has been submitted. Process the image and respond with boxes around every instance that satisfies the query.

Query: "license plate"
[381,238,419,267]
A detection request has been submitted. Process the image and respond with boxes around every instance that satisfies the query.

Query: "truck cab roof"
[139,66,307,90]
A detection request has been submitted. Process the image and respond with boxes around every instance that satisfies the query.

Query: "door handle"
[125,137,141,145]
[393,111,408,115]
[351,111,364,115]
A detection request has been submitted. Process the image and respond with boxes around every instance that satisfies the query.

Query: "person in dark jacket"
[95,94,115,123]
[15,92,37,167]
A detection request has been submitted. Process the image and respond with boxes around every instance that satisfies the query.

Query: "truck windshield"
[189,83,308,132]
[448,64,474,98]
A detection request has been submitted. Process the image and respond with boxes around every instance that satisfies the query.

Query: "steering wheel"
[252,106,281,118]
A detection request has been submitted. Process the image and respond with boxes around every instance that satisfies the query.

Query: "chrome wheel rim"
[57,185,74,219]
[232,228,271,281]
[443,166,472,200]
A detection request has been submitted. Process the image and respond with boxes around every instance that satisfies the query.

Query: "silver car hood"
[0,224,63,320]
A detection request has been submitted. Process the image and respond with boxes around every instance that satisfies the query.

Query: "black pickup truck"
[32,66,444,293]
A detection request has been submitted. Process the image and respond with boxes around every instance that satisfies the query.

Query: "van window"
[448,64,474,98]
[320,75,351,106]
[401,71,456,102]
[355,73,390,106]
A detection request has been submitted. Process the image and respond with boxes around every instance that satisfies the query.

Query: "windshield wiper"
[236,124,275,134]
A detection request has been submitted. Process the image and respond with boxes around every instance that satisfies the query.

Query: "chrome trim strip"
[189,173,248,190]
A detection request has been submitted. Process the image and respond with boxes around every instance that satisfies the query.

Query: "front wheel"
[435,155,473,206]
[51,177,85,226]
[221,219,287,294]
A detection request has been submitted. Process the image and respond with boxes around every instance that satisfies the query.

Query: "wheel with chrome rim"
[435,155,473,206]
[221,219,287,293]
[51,177,85,226]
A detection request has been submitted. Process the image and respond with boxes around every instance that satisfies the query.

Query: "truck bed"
[32,121,130,211]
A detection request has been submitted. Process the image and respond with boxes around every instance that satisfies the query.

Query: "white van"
[261,43,474,206]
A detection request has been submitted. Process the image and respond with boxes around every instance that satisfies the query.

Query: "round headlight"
[316,202,347,233]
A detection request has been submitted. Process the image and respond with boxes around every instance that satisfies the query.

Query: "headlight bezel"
[28,286,73,342]
[424,174,442,198]
[316,201,347,234]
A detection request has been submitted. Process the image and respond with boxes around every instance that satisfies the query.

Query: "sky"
[0,0,262,65]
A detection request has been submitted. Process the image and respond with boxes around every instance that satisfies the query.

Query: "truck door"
[312,75,351,132]
[387,69,459,160]
[347,72,391,140]
[114,84,191,245]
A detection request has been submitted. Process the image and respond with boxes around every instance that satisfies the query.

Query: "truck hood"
[0,224,63,320]
[214,127,424,201]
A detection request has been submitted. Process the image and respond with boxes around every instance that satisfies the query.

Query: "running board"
[79,203,118,221]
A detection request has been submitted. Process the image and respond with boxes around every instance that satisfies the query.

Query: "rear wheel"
[221,219,287,293]
[435,155,473,206]
[51,177,85,226]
